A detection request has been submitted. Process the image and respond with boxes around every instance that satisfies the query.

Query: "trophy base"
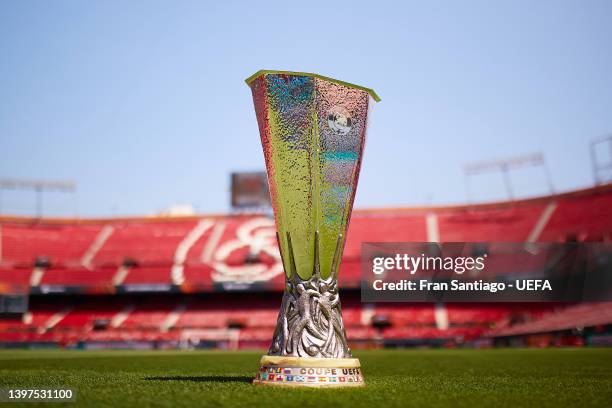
[253,355,365,387]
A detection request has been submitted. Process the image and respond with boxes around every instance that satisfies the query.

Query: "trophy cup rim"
[244,69,381,102]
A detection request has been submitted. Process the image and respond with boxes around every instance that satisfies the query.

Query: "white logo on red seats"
[211,217,283,283]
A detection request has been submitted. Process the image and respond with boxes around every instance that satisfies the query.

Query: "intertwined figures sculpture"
[269,232,348,358]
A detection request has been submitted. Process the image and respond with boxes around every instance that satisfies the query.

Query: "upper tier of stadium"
[0,184,611,294]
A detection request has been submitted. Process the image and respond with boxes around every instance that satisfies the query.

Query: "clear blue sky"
[1,0,611,217]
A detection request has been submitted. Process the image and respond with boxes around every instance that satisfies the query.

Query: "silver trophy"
[247,70,379,387]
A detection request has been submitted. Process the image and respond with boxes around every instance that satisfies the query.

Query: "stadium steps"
[171,219,215,286]
[81,225,114,269]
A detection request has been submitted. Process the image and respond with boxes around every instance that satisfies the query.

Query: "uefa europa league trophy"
[247,70,379,387]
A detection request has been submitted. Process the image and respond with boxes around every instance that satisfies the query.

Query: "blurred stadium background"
[1,141,611,351]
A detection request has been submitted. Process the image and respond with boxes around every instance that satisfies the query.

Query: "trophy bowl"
[246,70,379,387]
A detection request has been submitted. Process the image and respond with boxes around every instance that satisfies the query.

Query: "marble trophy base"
[253,356,365,387]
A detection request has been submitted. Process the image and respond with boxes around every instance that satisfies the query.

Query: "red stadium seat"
[1,185,611,348]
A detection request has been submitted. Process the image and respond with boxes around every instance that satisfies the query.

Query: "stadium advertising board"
[230,172,270,209]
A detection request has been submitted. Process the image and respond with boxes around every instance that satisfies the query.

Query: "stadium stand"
[0,184,611,348]
[489,302,612,337]
[39,267,116,288]
[0,224,103,267]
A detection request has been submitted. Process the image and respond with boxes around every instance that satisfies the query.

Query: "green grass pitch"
[0,348,611,407]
